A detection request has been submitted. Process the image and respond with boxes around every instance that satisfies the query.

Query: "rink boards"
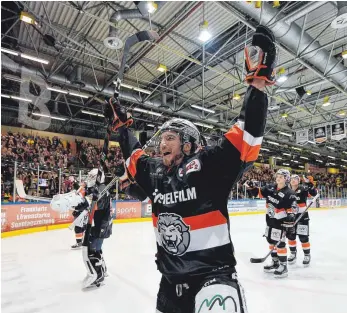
[2,198,347,238]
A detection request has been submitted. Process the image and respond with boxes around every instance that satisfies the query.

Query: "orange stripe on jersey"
[75,233,83,238]
[298,203,306,207]
[240,142,261,163]
[126,149,145,178]
[152,210,227,231]
[224,124,243,153]
[302,242,310,249]
[269,244,275,250]
[286,208,294,213]
[224,123,263,163]
[259,188,264,199]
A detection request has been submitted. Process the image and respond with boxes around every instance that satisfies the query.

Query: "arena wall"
[2,199,347,238]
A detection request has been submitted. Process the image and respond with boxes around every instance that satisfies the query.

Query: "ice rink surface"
[2,208,347,313]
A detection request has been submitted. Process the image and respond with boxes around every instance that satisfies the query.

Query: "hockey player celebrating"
[106,25,276,312]
[287,175,317,266]
[82,168,113,288]
[247,169,298,278]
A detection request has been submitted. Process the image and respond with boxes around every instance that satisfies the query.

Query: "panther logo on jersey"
[157,213,191,256]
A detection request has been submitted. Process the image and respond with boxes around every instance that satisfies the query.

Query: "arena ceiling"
[1,1,347,170]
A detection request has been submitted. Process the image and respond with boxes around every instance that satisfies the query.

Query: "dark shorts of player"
[265,224,285,246]
[156,271,248,313]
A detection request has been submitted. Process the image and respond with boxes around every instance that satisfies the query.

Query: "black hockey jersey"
[117,86,268,280]
[291,183,317,215]
[258,184,297,228]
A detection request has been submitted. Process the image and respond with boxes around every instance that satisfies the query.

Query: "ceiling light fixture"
[147,1,158,14]
[283,153,291,156]
[1,47,49,64]
[198,20,212,42]
[120,83,151,95]
[328,156,336,159]
[194,122,214,129]
[260,148,270,151]
[306,90,312,95]
[133,107,162,117]
[342,50,347,59]
[316,159,323,163]
[327,146,335,150]
[21,53,49,64]
[276,156,283,159]
[69,92,90,99]
[19,11,36,25]
[338,110,346,116]
[278,131,292,137]
[342,159,347,162]
[308,140,315,144]
[300,156,309,160]
[81,110,104,117]
[311,151,320,155]
[299,165,305,168]
[47,86,68,94]
[267,141,280,146]
[292,147,302,151]
[277,67,288,83]
[1,93,32,102]
[322,96,331,107]
[329,162,336,166]
[1,48,19,56]
[283,163,290,166]
[32,113,66,121]
[147,124,155,127]
[156,63,167,72]
[233,94,241,100]
[293,160,299,163]
[191,104,215,114]
[281,113,288,118]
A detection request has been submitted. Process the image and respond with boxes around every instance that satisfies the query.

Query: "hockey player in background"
[82,168,113,288]
[106,25,276,312]
[287,175,317,266]
[71,183,88,249]
[246,169,298,278]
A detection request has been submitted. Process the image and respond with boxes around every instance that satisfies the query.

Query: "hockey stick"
[250,193,320,264]
[82,30,159,288]
[15,179,51,202]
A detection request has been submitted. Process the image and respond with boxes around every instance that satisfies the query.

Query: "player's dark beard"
[168,152,184,168]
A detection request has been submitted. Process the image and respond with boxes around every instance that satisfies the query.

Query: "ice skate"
[274,263,288,278]
[264,258,279,273]
[71,242,82,249]
[288,252,297,265]
[303,254,311,267]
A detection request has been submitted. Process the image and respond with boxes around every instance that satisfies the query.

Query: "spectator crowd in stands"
[2,131,347,202]
[1,131,126,201]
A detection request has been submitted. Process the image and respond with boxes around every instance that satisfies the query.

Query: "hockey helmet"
[158,118,200,154]
[290,174,300,183]
[86,168,105,188]
[275,168,291,184]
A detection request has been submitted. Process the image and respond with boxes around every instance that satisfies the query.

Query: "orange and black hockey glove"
[106,97,133,132]
[245,25,277,85]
